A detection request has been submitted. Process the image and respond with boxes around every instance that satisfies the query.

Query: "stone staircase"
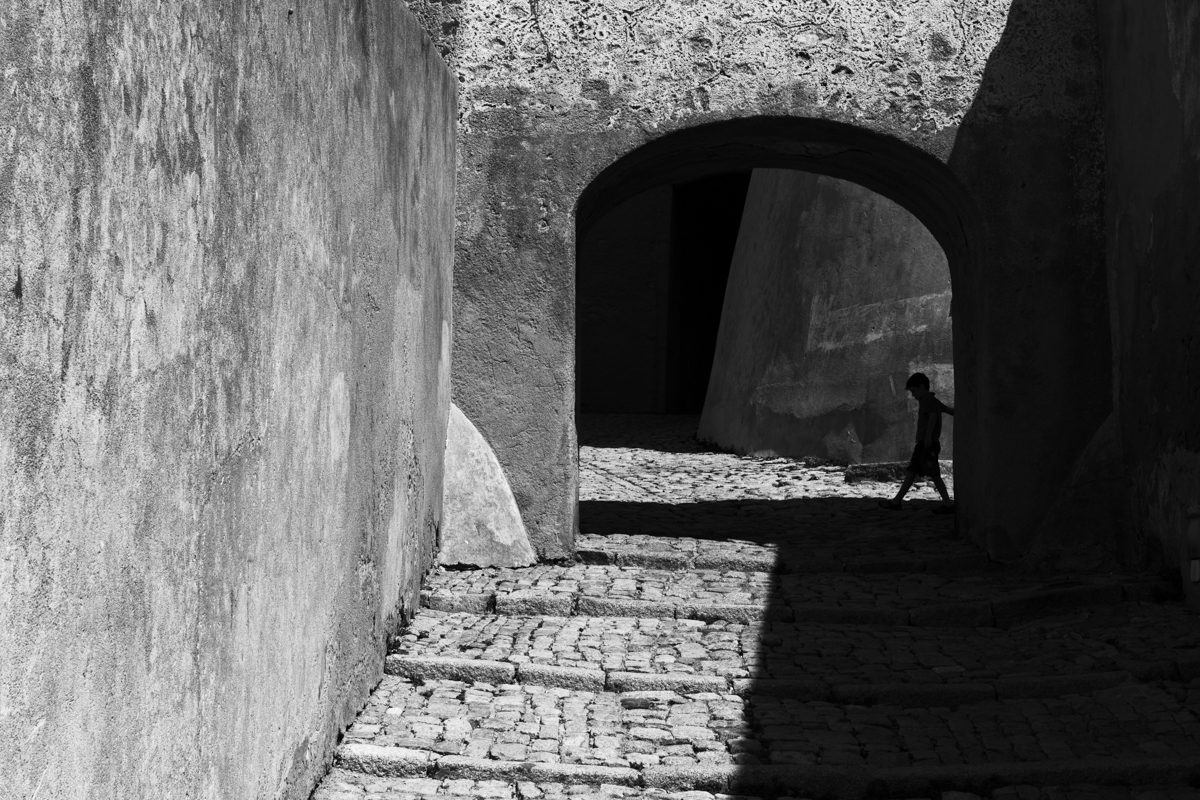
[314,502,1200,800]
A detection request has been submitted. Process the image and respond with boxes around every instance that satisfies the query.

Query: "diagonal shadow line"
[581,493,968,797]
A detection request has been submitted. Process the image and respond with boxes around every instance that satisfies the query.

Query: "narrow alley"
[314,416,1200,800]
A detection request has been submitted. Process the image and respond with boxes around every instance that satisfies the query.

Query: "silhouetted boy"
[879,372,954,513]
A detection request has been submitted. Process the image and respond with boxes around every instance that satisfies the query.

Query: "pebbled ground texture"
[314,414,1200,800]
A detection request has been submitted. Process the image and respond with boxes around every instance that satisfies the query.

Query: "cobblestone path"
[314,415,1200,800]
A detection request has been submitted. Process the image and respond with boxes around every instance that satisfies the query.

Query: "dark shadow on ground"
[578,412,717,453]
[581,497,956,542]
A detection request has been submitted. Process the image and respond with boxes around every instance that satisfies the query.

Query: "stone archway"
[574,116,973,502]
[450,0,1111,562]
[574,118,961,463]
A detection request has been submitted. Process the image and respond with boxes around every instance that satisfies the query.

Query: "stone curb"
[789,604,911,626]
[576,596,679,618]
[334,744,431,777]
[337,747,1200,793]
[434,756,526,780]
[642,757,1200,798]
[338,749,1200,796]
[421,591,491,613]
[991,583,1126,628]
[496,591,575,617]
[576,548,990,576]
[516,663,606,691]
[694,553,777,572]
[783,558,847,574]
[607,671,730,694]
[385,655,1149,707]
[422,580,1156,629]
[678,603,788,623]
[338,749,641,785]
[731,679,831,701]
[524,763,641,786]
[993,670,1134,699]
[908,600,996,627]
[385,655,516,684]
[830,681,996,707]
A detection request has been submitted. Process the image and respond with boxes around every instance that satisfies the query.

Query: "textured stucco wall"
[427,0,1108,560]
[0,2,455,798]
[700,169,953,464]
[577,186,672,413]
[1099,2,1200,577]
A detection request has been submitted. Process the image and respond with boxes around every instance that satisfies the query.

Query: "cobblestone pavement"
[315,415,1200,800]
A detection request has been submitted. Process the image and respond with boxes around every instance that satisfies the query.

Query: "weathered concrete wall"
[700,169,953,464]
[429,0,1108,561]
[1098,2,1200,577]
[0,2,455,798]
[577,186,672,413]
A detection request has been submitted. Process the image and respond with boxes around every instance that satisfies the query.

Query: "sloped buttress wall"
[1099,3,1200,577]
[421,0,1109,562]
[700,168,953,464]
[0,2,455,798]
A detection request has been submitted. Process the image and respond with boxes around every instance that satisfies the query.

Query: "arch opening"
[576,117,975,472]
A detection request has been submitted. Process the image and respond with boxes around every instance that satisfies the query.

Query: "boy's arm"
[940,399,955,417]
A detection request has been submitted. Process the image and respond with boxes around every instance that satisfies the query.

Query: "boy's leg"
[882,444,924,509]
[891,470,917,502]
[931,474,952,506]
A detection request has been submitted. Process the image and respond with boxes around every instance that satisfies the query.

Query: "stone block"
[385,655,516,684]
[909,601,995,628]
[991,583,1125,628]
[496,590,574,617]
[833,682,995,708]
[607,672,729,694]
[693,552,776,572]
[993,671,1133,699]
[439,403,537,568]
[516,663,605,691]
[678,603,783,624]
[525,763,640,786]
[576,596,676,618]
[730,679,830,700]
[334,744,431,777]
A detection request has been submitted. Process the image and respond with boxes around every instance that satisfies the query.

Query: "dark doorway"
[666,171,753,412]
[576,171,751,415]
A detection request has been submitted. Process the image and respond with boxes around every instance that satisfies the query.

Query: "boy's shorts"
[908,442,941,478]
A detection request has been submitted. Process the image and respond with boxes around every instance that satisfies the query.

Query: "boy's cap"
[905,372,930,389]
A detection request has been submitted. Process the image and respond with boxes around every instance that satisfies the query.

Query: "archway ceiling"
[576,116,981,268]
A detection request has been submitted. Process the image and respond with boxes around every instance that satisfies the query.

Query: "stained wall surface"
[1099,3,1200,576]
[0,2,455,798]
[700,169,953,464]
[420,0,1109,561]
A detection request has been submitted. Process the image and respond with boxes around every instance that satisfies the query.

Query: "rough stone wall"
[0,2,455,798]
[700,169,953,464]
[433,0,1108,561]
[1098,2,1200,577]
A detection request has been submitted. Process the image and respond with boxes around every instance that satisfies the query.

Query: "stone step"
[421,565,1157,628]
[385,653,1148,707]
[579,497,962,540]
[576,533,990,575]
[315,770,1200,800]
[640,761,1200,800]
[337,677,1200,776]
[394,606,1200,693]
